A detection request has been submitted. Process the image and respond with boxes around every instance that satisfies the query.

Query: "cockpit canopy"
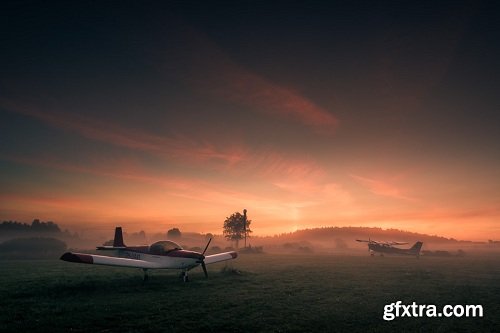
[149,241,182,255]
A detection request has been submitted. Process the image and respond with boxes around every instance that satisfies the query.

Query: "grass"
[1,254,499,332]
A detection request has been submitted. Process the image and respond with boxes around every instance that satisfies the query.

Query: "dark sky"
[1,0,499,239]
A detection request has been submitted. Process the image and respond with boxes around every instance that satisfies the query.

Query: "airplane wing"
[60,252,162,269]
[204,251,237,265]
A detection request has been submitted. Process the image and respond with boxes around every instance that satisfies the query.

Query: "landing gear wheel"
[143,268,149,282]
[180,271,189,282]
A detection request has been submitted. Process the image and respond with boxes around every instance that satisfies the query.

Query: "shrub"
[0,237,67,259]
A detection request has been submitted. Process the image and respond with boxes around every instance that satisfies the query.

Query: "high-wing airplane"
[356,239,423,258]
[60,227,237,282]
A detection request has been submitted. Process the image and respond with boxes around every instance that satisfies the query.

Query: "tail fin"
[410,241,423,256]
[113,227,125,247]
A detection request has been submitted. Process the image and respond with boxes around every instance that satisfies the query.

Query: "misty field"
[1,254,499,332]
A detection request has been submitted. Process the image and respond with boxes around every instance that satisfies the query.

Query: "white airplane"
[60,227,237,282]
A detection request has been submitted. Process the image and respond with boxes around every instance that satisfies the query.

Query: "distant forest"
[266,226,469,244]
[1,219,62,233]
[0,220,69,259]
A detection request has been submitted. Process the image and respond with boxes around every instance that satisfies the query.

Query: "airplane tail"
[96,227,126,250]
[113,227,125,247]
[410,241,423,257]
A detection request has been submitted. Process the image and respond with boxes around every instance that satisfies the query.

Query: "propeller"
[202,237,212,255]
[355,239,370,243]
[356,238,372,252]
[198,237,212,278]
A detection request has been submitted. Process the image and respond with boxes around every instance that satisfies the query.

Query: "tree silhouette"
[167,228,182,239]
[223,211,252,249]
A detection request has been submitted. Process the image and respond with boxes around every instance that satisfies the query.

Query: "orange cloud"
[182,30,339,134]
[217,69,339,133]
[0,193,86,209]
[1,99,247,165]
[0,153,193,190]
[0,152,328,207]
[350,174,416,201]
[2,99,333,185]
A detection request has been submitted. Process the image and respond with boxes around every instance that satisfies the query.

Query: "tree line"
[0,219,61,233]
[2,210,255,250]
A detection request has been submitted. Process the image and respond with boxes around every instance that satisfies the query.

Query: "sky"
[1,1,499,240]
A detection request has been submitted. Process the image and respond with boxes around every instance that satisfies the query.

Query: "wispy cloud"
[2,99,247,165]
[0,153,194,191]
[0,193,86,209]
[2,99,333,182]
[182,30,339,134]
[1,150,352,228]
[0,152,333,207]
[350,174,416,201]
[0,154,320,229]
[213,68,339,133]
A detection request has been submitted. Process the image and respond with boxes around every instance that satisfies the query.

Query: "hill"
[269,226,463,243]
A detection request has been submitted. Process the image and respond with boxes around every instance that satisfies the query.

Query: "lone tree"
[167,228,182,239]
[223,209,252,249]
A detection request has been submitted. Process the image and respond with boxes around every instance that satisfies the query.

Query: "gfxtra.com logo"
[383,301,483,321]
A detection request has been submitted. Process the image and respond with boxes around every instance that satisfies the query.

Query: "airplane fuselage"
[117,248,203,270]
[368,243,420,256]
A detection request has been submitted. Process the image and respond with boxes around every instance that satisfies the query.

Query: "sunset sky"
[1,1,499,240]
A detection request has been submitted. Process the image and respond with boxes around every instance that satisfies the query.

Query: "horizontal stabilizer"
[96,246,127,251]
[204,251,237,265]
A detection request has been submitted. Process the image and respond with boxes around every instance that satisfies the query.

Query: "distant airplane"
[60,227,237,282]
[356,239,423,258]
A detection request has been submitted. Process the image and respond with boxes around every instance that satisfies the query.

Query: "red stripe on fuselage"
[120,247,204,260]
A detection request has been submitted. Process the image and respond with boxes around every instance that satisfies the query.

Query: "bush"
[239,246,264,254]
[210,246,221,252]
[282,242,314,254]
[167,228,181,239]
[0,237,67,259]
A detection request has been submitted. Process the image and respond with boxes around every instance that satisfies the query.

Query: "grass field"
[1,253,499,332]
